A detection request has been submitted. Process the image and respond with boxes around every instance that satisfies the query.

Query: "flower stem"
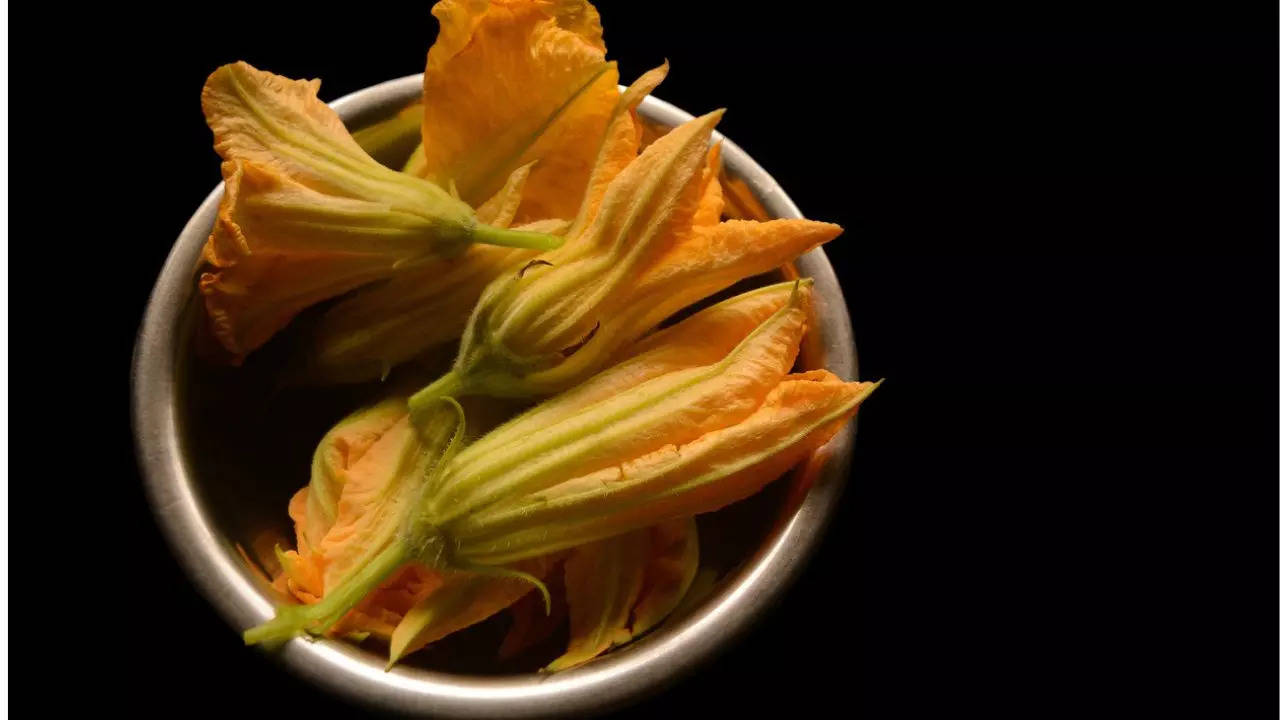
[408,371,465,426]
[243,541,409,646]
[472,223,564,251]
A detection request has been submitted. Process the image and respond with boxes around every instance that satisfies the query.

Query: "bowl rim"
[131,73,859,717]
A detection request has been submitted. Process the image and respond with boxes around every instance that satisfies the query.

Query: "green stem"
[408,371,465,426]
[472,223,564,251]
[243,541,409,646]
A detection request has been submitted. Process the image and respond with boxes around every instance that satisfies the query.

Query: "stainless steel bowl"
[132,74,859,717]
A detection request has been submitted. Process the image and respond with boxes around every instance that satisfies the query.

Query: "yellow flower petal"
[420,0,619,221]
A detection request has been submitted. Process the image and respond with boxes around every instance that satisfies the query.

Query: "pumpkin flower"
[198,61,563,359]
[406,107,844,414]
[288,1,640,385]
[246,280,876,658]
[424,281,879,565]
[296,62,671,385]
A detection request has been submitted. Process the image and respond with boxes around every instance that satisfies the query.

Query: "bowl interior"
[140,74,856,716]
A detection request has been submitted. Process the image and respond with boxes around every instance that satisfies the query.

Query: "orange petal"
[330,563,445,640]
[720,173,771,221]
[305,396,410,546]
[692,143,725,227]
[569,62,670,236]
[202,62,367,191]
[614,218,843,347]
[631,518,699,637]
[316,415,422,592]
[546,530,648,671]
[420,0,618,220]
[475,163,535,228]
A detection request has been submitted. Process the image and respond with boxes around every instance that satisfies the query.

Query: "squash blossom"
[406,106,844,413]
[245,280,879,652]
[293,0,646,385]
[198,61,563,360]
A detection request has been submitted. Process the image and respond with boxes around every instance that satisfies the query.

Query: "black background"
[10,2,1276,716]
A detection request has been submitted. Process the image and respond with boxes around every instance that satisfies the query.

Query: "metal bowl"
[132,74,859,717]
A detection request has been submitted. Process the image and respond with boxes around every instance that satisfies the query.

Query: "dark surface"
[11,2,1276,717]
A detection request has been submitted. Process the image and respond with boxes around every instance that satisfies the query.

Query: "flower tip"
[856,378,886,404]
[786,277,815,309]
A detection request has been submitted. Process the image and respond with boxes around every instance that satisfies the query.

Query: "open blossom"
[406,104,844,414]
[198,61,562,360]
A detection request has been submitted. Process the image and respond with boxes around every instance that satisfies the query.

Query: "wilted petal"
[306,396,409,546]
[630,518,699,637]
[613,218,843,347]
[569,62,670,236]
[420,0,619,221]
[546,530,648,671]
